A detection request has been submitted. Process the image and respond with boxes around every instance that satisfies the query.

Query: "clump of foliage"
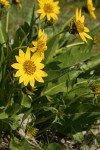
[0,0,100,149]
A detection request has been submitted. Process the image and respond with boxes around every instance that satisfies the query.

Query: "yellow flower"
[36,0,60,21]
[30,29,47,59]
[11,48,48,87]
[87,0,96,20]
[90,85,100,96]
[74,8,92,43]
[26,127,39,137]
[15,0,22,9]
[0,0,11,7]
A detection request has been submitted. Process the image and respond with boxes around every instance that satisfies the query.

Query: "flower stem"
[6,11,9,33]
[54,42,84,56]
[66,42,84,48]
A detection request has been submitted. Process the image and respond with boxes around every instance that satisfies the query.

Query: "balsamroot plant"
[0,0,100,149]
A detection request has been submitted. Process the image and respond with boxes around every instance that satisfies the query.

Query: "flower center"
[43,3,54,13]
[23,60,36,75]
[76,20,84,32]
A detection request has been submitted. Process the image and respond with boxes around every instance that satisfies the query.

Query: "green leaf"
[9,120,19,130]
[80,54,100,71]
[45,34,59,65]
[25,6,35,26]
[42,75,67,96]
[13,23,29,48]
[73,132,84,142]
[10,139,30,150]
[0,21,7,47]
[0,112,8,119]
[10,139,19,150]
[47,143,62,150]
[21,94,32,108]
[45,64,79,83]
[18,140,30,150]
[91,25,100,36]
[54,41,98,68]
[9,115,19,130]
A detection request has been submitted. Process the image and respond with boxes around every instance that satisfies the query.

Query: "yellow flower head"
[26,127,39,137]
[0,0,11,7]
[11,48,48,87]
[87,0,96,20]
[74,8,92,43]
[30,29,47,59]
[36,0,60,21]
[90,85,100,96]
[15,0,22,9]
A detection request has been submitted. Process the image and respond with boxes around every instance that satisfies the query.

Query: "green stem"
[60,15,75,34]
[52,16,74,37]
[19,33,29,47]
[66,42,84,48]
[49,16,75,38]
[6,11,9,33]
[35,114,55,124]
[12,46,27,51]
[54,42,84,56]
[32,95,42,104]
[66,92,91,107]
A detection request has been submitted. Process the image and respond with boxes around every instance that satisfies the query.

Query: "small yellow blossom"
[36,0,60,21]
[26,127,39,137]
[11,47,48,87]
[74,8,92,43]
[14,0,22,9]
[30,29,47,59]
[0,0,11,7]
[90,85,100,96]
[87,0,96,20]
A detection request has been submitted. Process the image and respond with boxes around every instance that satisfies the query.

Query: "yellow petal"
[30,47,37,53]
[84,33,93,40]
[19,49,25,58]
[15,69,24,77]
[38,29,44,38]
[32,41,37,47]
[23,75,29,86]
[37,63,44,69]
[40,13,46,20]
[76,8,78,21]
[36,70,48,77]
[24,79,29,86]
[19,74,29,85]
[91,12,96,19]
[36,9,42,14]
[47,14,51,21]
[79,9,82,18]
[84,27,89,32]
[19,75,24,83]
[11,63,22,69]
[79,33,87,43]
[81,16,84,23]
[25,47,30,60]
[15,56,24,63]
[34,72,44,83]
[31,53,41,62]
[29,77,35,87]
[34,57,42,65]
